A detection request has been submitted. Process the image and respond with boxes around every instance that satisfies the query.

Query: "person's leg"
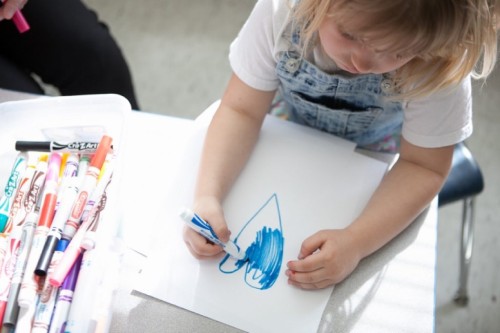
[0,55,45,95]
[0,0,140,109]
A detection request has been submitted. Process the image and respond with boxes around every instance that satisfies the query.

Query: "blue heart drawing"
[219,193,285,290]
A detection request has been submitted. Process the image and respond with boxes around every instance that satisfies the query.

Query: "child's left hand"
[285,228,362,289]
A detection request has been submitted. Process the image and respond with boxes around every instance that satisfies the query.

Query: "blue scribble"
[219,193,284,290]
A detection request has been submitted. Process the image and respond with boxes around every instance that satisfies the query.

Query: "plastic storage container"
[0,94,131,332]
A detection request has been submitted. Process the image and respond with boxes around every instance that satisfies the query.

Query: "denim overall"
[273,28,404,153]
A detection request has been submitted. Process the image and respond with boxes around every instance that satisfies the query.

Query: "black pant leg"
[0,0,139,109]
[0,54,44,94]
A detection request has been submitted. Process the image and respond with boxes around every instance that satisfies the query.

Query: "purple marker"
[48,254,82,333]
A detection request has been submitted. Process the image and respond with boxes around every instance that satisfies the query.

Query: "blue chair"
[438,142,484,306]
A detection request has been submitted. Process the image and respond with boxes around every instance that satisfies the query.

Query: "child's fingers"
[183,226,224,258]
[210,220,231,243]
[297,230,327,259]
[285,265,322,282]
[285,267,334,289]
[287,250,322,272]
[0,0,24,19]
[193,203,231,243]
[287,277,334,290]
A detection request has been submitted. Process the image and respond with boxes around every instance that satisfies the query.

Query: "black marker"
[15,140,113,153]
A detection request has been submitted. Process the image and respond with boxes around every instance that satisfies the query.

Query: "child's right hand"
[182,196,231,259]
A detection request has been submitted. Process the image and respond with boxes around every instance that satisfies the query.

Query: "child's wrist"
[344,222,375,260]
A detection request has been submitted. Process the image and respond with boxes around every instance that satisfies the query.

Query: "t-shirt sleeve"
[228,0,283,91]
[402,76,473,148]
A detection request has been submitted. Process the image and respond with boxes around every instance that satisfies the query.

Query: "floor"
[83,0,500,332]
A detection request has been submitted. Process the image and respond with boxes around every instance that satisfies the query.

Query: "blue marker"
[179,207,245,260]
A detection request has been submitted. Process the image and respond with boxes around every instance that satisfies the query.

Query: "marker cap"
[90,135,113,169]
[3,282,21,327]
[49,240,82,287]
[46,153,62,183]
[0,216,9,234]
[81,231,97,251]
[15,141,51,152]
[35,236,67,276]
[13,11,30,33]
[223,241,245,260]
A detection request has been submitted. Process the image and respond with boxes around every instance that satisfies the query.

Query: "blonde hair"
[292,0,499,99]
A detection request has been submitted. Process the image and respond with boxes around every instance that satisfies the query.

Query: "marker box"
[0,94,130,331]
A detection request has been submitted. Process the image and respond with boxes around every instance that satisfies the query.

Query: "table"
[0,90,437,332]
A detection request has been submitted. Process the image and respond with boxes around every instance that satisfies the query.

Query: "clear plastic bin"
[0,94,131,332]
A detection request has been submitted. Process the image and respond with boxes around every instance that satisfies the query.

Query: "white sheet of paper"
[135,115,388,333]
[119,114,195,255]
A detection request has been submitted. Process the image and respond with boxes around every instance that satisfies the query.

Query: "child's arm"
[183,73,276,259]
[286,137,454,289]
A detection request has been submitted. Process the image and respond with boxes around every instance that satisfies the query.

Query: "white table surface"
[0,90,437,332]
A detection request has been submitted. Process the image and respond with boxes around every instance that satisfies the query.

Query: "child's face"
[318,16,415,74]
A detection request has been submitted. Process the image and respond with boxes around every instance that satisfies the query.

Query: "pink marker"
[1,1,30,33]
[12,10,29,33]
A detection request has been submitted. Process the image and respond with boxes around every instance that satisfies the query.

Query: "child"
[183,0,499,289]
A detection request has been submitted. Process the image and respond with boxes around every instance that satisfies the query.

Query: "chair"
[438,141,484,306]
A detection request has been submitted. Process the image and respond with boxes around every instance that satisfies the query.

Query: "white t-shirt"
[228,0,473,148]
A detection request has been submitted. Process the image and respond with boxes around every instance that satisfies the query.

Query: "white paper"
[135,115,388,333]
[118,114,195,255]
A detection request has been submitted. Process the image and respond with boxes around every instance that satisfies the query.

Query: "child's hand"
[285,229,362,289]
[182,196,231,259]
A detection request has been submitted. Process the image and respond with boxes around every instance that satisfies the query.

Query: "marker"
[14,302,36,333]
[0,154,47,326]
[64,241,119,333]
[179,207,245,260]
[18,154,62,308]
[75,154,91,187]
[62,136,112,241]
[64,248,100,333]
[15,141,114,154]
[2,211,38,329]
[81,159,114,251]
[58,154,69,178]
[35,135,112,276]
[55,154,79,212]
[34,176,79,276]
[0,152,28,232]
[11,10,29,33]
[49,161,114,287]
[0,0,30,33]
[2,154,38,234]
[47,253,82,333]
[32,239,68,333]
